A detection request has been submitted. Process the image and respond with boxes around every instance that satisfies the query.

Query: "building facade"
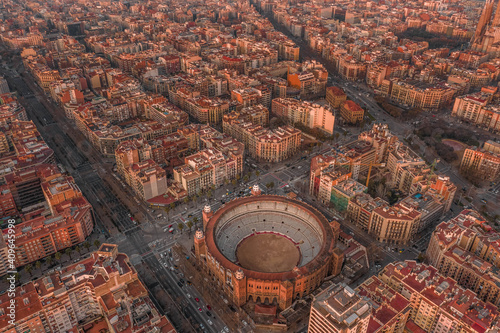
[0,244,176,333]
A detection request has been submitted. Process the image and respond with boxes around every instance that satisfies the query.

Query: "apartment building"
[2,120,55,171]
[0,244,175,333]
[369,202,421,244]
[452,93,500,133]
[308,283,371,333]
[223,115,301,162]
[356,276,411,333]
[74,105,172,156]
[357,123,399,164]
[127,159,168,201]
[326,86,347,109]
[347,172,455,240]
[330,179,367,212]
[314,166,352,205]
[379,261,499,333]
[231,88,261,108]
[271,98,335,134]
[24,56,61,91]
[347,194,389,232]
[460,141,500,181]
[144,101,189,131]
[427,210,500,306]
[337,55,367,81]
[310,125,394,196]
[385,79,456,111]
[340,100,364,125]
[174,147,241,196]
[386,142,425,193]
[223,105,269,128]
[184,96,230,125]
[287,61,328,99]
[366,63,390,88]
[0,94,28,127]
[0,165,93,273]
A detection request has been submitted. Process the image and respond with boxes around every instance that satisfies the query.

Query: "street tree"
[46,256,53,267]
[25,263,33,276]
[178,223,185,234]
[232,179,237,186]
[186,220,193,234]
[54,252,62,263]
[255,170,260,177]
[83,241,91,252]
[93,239,101,249]
[35,260,41,271]
[269,182,275,191]
[193,216,199,227]
[75,245,81,255]
[243,175,249,182]
[65,248,73,260]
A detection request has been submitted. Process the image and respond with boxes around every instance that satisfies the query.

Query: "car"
[195,298,200,302]
[198,307,202,312]
[207,319,213,326]
[179,278,185,284]
[174,265,178,269]
[187,280,192,285]
[177,282,183,287]
[206,305,211,310]
[206,311,212,317]
[187,294,191,298]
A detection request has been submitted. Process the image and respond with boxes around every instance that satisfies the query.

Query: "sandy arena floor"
[236,234,300,273]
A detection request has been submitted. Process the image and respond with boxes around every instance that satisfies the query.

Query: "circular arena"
[195,191,337,309]
[214,197,325,273]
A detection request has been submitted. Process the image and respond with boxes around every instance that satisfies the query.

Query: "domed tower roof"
[195,229,204,240]
[234,268,245,280]
[251,184,261,196]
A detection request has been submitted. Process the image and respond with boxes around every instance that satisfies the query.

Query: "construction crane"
[429,158,440,176]
[336,161,386,187]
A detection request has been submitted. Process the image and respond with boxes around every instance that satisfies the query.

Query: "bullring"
[194,187,340,310]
